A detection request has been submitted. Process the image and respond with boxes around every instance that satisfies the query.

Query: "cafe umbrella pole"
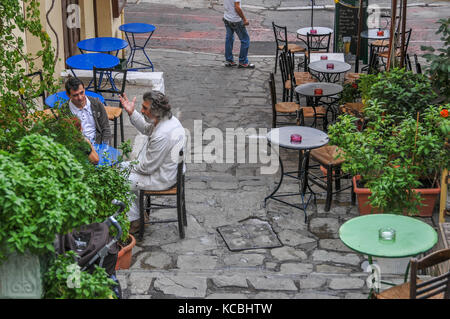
[311,0,315,29]
[355,0,364,73]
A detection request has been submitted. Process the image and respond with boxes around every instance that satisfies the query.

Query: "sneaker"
[238,63,255,69]
[224,61,237,67]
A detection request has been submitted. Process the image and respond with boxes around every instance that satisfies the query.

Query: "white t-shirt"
[224,0,242,23]
[69,98,96,144]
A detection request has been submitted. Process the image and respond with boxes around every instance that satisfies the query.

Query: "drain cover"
[217,218,283,252]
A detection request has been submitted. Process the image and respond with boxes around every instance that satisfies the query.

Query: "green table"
[339,214,438,294]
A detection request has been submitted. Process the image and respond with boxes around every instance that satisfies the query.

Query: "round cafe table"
[66,53,120,90]
[77,37,128,56]
[361,29,391,74]
[119,23,156,71]
[45,90,105,108]
[339,214,438,294]
[264,126,329,222]
[308,60,351,82]
[94,143,121,167]
[297,26,333,37]
[295,82,343,129]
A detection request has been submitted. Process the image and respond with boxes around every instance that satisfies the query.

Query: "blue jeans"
[224,19,250,65]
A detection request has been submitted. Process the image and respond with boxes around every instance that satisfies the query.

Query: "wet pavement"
[113,1,450,299]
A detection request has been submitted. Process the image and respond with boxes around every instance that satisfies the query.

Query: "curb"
[240,2,450,11]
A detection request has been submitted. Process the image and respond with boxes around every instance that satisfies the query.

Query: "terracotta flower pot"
[353,176,441,217]
[115,234,136,270]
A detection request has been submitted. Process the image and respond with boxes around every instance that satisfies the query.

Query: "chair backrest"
[414,54,422,74]
[410,248,450,299]
[272,22,288,52]
[176,149,185,193]
[306,32,331,55]
[278,52,289,84]
[93,67,128,105]
[22,71,46,106]
[269,72,277,110]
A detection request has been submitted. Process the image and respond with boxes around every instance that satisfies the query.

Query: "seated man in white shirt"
[119,91,186,234]
[65,77,111,145]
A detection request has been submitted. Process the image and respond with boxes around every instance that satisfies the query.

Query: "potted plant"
[328,68,449,216]
[421,18,450,103]
[329,100,449,216]
[0,134,98,298]
[43,251,118,299]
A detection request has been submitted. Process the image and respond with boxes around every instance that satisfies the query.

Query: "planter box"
[353,176,440,217]
[0,252,48,299]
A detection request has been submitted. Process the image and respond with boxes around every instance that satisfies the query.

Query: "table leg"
[264,143,315,222]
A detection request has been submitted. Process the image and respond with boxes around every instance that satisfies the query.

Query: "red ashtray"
[320,55,328,60]
[314,88,323,95]
[310,29,317,34]
[290,134,302,144]
[326,63,334,69]
[377,30,384,36]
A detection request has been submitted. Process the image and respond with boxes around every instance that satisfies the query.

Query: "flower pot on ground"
[328,77,449,216]
[115,234,136,270]
[353,175,441,217]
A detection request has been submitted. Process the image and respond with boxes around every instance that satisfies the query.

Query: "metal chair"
[272,22,306,74]
[138,149,187,241]
[376,29,412,70]
[307,145,355,212]
[414,54,422,74]
[269,72,300,128]
[93,67,127,148]
[374,248,450,299]
[303,32,331,71]
[279,51,316,103]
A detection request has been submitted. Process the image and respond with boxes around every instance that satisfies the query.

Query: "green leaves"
[0,134,97,260]
[43,251,117,299]
[421,18,450,102]
[328,101,450,215]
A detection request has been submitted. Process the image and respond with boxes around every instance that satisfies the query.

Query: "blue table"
[94,143,121,166]
[45,91,105,108]
[66,53,120,90]
[119,23,156,71]
[77,37,128,56]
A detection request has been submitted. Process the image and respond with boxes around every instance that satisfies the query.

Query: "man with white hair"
[119,91,185,234]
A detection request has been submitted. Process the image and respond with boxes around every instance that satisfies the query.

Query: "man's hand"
[243,19,249,26]
[119,93,136,116]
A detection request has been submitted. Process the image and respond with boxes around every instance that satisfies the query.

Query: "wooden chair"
[374,248,450,299]
[272,22,306,74]
[269,72,300,127]
[376,29,412,70]
[93,67,127,148]
[307,145,355,211]
[280,51,316,102]
[138,149,187,241]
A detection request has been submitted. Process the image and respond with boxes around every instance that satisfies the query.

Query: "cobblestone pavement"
[114,0,448,299]
[114,48,442,299]
[126,0,450,56]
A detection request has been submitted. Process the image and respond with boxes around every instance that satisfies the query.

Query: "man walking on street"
[223,0,255,69]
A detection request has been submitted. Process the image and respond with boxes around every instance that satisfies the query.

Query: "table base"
[124,32,154,71]
[264,148,316,223]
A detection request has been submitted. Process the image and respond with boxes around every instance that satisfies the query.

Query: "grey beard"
[144,114,156,125]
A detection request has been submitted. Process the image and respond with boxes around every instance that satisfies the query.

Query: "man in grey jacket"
[65,77,112,145]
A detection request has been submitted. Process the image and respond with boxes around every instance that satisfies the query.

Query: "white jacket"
[129,110,185,190]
